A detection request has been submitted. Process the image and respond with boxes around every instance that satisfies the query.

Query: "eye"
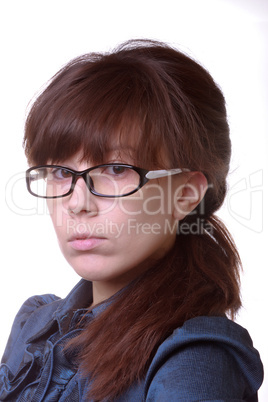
[50,168,72,180]
[103,165,128,176]
[111,166,127,175]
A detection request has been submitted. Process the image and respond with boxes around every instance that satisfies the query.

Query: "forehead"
[55,146,137,167]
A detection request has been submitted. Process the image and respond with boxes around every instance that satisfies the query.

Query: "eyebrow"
[106,146,136,152]
[104,146,137,161]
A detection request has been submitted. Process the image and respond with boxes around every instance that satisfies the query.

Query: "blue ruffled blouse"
[0,279,264,401]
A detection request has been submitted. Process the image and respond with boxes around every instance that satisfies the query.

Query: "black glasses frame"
[26,163,151,199]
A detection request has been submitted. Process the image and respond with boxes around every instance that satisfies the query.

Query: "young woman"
[0,39,263,401]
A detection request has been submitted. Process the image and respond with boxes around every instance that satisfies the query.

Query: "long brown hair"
[24,39,241,400]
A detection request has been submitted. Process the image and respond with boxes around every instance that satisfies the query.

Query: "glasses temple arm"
[145,168,190,180]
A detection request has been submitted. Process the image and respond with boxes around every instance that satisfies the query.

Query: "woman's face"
[46,151,187,301]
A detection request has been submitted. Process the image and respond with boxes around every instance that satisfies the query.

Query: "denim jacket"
[0,279,263,401]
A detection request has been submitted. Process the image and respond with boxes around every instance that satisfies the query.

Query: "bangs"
[24,52,174,170]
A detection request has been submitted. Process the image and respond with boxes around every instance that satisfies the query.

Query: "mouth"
[68,234,106,251]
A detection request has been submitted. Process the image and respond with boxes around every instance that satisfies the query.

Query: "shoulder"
[144,316,263,401]
[12,293,60,327]
[1,294,61,364]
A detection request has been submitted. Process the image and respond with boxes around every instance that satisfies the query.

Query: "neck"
[92,278,132,306]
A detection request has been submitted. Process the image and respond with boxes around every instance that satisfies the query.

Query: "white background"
[1,0,267,399]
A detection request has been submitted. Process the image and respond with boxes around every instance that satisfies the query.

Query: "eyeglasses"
[26,163,189,199]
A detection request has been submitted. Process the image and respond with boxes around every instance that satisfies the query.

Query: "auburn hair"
[24,39,241,400]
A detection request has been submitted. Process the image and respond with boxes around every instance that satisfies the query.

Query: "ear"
[173,172,208,220]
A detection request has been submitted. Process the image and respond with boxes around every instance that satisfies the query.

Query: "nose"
[67,177,98,215]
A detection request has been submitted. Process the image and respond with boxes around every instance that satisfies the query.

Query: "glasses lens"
[28,167,73,198]
[89,165,141,196]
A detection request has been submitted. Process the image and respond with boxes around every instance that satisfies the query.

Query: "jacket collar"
[28,279,121,342]
[27,279,93,342]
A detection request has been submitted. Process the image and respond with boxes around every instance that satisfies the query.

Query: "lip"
[68,234,106,251]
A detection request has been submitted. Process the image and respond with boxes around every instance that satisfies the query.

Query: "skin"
[47,152,207,306]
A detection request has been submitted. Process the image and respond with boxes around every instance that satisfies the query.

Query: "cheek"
[47,200,69,238]
[117,185,172,217]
